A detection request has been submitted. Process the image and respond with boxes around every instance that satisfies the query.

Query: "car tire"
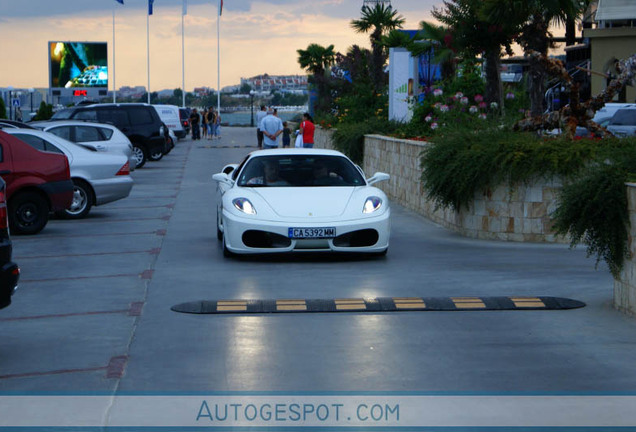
[216,210,223,241]
[132,145,147,169]
[148,151,164,161]
[9,191,49,235]
[63,179,93,219]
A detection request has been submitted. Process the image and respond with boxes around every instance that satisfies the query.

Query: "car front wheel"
[9,191,49,235]
[148,150,164,161]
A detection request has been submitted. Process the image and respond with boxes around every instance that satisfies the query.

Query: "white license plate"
[288,227,336,239]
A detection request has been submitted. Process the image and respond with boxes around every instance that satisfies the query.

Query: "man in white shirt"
[259,109,284,149]
[256,106,267,148]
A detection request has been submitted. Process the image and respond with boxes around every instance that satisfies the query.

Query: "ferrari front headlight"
[363,196,382,213]
[233,198,256,215]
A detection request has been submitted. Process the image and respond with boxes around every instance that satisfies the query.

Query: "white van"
[153,104,186,139]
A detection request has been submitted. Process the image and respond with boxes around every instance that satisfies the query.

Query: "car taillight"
[183,120,189,126]
[116,162,130,176]
[0,189,8,230]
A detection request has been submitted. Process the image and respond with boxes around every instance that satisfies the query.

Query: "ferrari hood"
[252,187,355,218]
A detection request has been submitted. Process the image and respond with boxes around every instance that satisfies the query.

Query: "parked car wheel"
[132,145,147,169]
[63,179,94,219]
[9,191,49,235]
[148,150,164,161]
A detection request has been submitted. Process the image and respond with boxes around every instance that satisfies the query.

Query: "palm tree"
[297,43,337,114]
[432,0,517,107]
[482,0,583,116]
[350,4,405,92]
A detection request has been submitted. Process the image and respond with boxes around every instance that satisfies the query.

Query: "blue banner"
[148,0,154,15]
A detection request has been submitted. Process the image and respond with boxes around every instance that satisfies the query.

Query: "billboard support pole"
[216,0,221,114]
[113,6,117,103]
[182,2,186,108]
[147,12,151,104]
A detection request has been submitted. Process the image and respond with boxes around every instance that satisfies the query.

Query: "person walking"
[201,107,209,140]
[207,107,216,140]
[256,105,267,148]
[299,113,315,148]
[189,108,201,140]
[282,122,291,148]
[214,109,222,139]
[259,108,283,149]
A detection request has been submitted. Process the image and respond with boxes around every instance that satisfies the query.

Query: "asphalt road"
[1,127,635,397]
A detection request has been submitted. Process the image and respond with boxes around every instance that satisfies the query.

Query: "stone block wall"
[614,183,636,316]
[315,128,566,243]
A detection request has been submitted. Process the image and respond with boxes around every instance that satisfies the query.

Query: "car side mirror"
[222,164,238,175]
[367,172,390,185]
[212,172,234,186]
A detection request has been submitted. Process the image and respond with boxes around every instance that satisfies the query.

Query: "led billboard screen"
[49,42,108,88]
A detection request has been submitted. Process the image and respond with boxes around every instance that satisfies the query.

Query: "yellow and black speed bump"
[171,296,585,314]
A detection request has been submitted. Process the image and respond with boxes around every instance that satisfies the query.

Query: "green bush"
[0,97,6,119]
[421,126,636,277]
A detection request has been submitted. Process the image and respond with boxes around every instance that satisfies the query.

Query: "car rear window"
[48,126,71,141]
[610,110,636,126]
[128,107,154,125]
[51,109,73,120]
[74,109,98,121]
[12,134,64,155]
[97,109,129,128]
[76,126,102,142]
[98,127,114,140]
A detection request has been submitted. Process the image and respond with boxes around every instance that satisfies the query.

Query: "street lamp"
[250,91,255,127]
[29,88,35,117]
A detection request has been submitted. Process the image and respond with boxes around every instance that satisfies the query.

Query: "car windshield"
[237,155,365,187]
[610,110,636,126]
[51,109,73,120]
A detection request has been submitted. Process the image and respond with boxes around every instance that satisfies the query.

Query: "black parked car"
[51,103,168,169]
[179,108,191,136]
[0,177,20,310]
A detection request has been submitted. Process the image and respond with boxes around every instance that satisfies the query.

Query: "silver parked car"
[607,107,636,138]
[31,120,137,171]
[4,129,134,219]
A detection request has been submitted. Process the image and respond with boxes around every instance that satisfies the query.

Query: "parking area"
[2,127,636,395]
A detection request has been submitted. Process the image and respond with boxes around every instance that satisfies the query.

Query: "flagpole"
[182,0,186,108]
[216,0,221,114]
[112,5,117,103]
[147,11,150,104]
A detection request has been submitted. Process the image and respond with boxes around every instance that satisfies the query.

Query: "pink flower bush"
[505,92,515,100]
[433,88,444,97]
[469,105,478,113]
[431,122,439,130]
[454,92,464,99]
[425,115,433,122]
[478,113,487,120]
[460,97,469,105]
[474,94,484,103]
[440,104,450,113]
[478,102,487,109]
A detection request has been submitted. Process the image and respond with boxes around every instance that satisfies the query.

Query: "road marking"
[335,298,367,310]
[276,299,307,311]
[393,297,426,309]
[217,300,248,312]
[452,297,486,309]
[510,297,546,308]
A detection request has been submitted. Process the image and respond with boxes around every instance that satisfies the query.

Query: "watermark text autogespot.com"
[196,400,400,423]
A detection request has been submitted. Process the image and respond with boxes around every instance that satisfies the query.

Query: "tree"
[240,83,252,94]
[297,43,337,114]
[173,88,183,100]
[433,0,517,107]
[33,101,53,121]
[350,3,405,93]
[483,0,582,116]
[0,97,6,119]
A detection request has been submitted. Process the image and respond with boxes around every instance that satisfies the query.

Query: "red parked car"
[0,130,74,235]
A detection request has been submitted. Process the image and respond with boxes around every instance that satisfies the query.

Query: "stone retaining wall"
[315,128,566,243]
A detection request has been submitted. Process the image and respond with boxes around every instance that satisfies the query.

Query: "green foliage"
[422,127,636,277]
[0,97,6,119]
[552,138,636,277]
[33,101,53,121]
[332,118,397,165]
[552,163,630,278]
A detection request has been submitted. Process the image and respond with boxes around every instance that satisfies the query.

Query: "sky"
[0,0,438,92]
